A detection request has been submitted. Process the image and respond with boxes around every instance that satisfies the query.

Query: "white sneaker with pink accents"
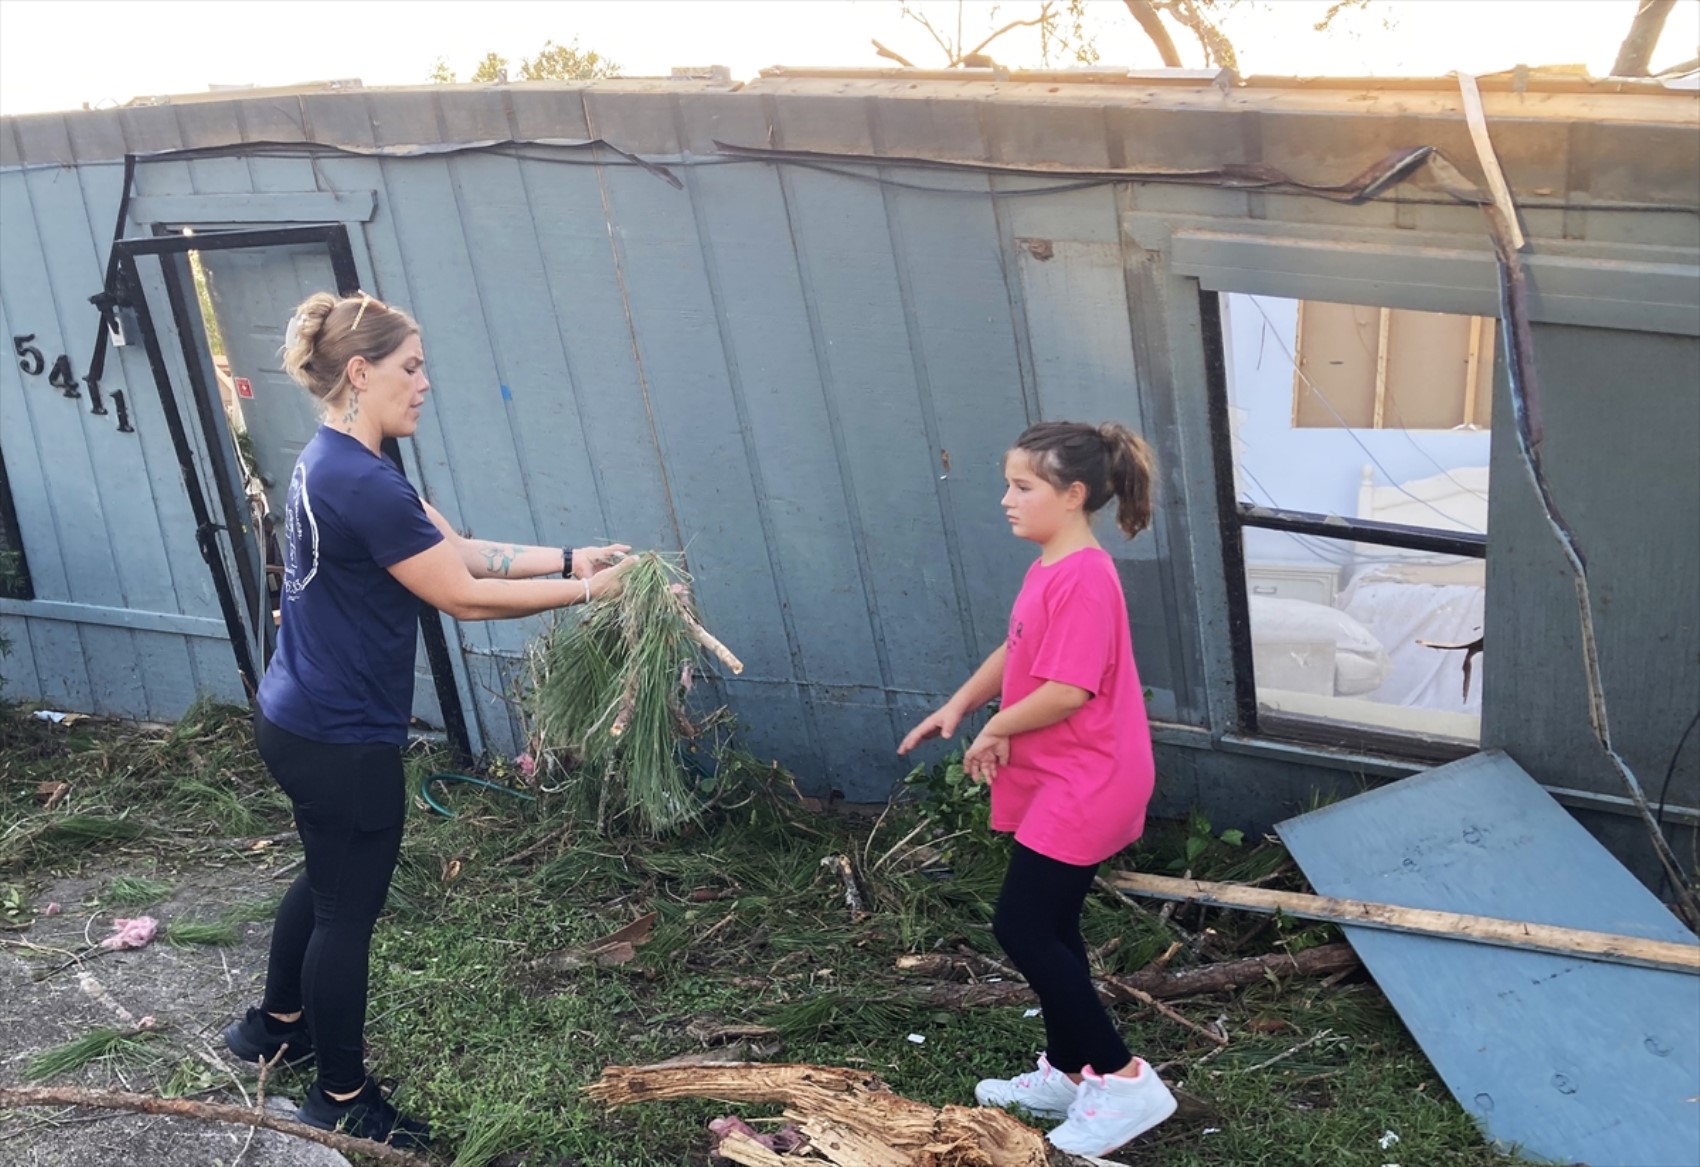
[972,1054,1080,1120]
[1046,1060,1177,1156]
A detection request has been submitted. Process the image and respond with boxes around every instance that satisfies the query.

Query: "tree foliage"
[428,39,618,85]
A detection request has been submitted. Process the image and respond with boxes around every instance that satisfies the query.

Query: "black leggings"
[254,713,405,1094]
[992,841,1131,1076]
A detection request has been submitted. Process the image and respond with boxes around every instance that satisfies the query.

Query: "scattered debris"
[709,1115,805,1157]
[588,1060,1112,1166]
[100,916,159,951]
[820,854,871,918]
[31,711,88,727]
[901,942,1359,1010]
[530,912,657,972]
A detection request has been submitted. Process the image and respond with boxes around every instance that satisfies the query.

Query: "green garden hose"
[420,772,538,819]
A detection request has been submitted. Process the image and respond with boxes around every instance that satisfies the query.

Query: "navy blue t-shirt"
[257,427,443,745]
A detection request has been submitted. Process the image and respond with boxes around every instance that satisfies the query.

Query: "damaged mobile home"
[0,67,1695,892]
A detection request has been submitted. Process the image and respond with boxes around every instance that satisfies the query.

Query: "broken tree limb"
[682,611,743,675]
[902,942,1359,1010]
[821,854,870,917]
[1109,872,1700,975]
[585,1061,1103,1166]
[1120,943,1358,997]
[0,1085,424,1165]
[1115,985,1229,1046]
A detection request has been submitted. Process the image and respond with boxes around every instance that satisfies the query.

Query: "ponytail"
[1013,420,1157,540]
[1098,422,1156,538]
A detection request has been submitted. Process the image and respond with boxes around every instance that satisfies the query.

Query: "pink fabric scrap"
[99,916,159,951]
[709,1116,805,1156]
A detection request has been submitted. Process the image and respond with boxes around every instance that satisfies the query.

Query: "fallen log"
[1111,942,1359,1000]
[0,1085,424,1164]
[586,1061,1107,1166]
[902,943,1359,1009]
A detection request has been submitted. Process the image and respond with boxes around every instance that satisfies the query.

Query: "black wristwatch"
[561,548,574,579]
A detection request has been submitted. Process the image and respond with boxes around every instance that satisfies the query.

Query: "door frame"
[111,224,472,758]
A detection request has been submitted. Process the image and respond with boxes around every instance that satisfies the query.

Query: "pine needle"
[165,919,238,946]
[25,1026,161,1082]
[523,553,738,836]
[104,876,175,909]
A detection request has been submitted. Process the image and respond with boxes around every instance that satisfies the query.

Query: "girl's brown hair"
[1013,420,1157,538]
[281,291,419,407]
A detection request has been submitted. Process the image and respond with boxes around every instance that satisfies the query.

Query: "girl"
[899,420,1175,1157]
[221,291,638,1148]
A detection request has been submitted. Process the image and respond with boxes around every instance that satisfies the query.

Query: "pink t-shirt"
[991,546,1155,866]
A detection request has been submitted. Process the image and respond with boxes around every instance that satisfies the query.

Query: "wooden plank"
[126,191,378,226]
[1454,72,1527,252]
[1371,306,1391,429]
[1275,750,1700,1167]
[1462,314,1484,426]
[1109,871,1699,974]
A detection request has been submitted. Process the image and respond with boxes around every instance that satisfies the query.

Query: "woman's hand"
[572,544,632,579]
[963,729,1009,785]
[585,554,641,601]
[898,704,963,755]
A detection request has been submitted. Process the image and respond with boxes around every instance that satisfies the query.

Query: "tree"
[1611,0,1677,76]
[878,0,1691,83]
[519,39,618,81]
[428,39,618,85]
[872,0,1375,74]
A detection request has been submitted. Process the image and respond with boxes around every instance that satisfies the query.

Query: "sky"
[0,0,1696,116]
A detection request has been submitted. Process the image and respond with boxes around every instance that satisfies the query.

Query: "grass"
[0,701,1533,1166]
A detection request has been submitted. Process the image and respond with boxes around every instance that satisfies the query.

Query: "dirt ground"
[1,851,352,1167]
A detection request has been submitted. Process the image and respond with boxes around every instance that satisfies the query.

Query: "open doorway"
[113,224,469,756]
[183,234,332,668]
[1207,290,1492,756]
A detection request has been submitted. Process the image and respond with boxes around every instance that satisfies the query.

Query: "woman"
[222,291,637,1148]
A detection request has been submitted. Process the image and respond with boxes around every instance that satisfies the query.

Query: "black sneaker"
[296,1078,432,1150]
[223,1006,315,1068]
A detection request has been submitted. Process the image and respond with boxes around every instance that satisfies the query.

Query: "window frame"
[1200,288,1488,760]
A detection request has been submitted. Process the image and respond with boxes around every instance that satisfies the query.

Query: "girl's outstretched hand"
[963,729,1009,785]
[898,705,961,755]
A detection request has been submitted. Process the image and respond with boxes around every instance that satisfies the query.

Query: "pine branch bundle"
[523,553,742,835]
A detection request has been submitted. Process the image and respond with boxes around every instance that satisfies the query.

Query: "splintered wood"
[585,1062,1105,1166]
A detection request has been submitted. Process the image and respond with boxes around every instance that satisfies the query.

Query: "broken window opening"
[1212,291,1494,751]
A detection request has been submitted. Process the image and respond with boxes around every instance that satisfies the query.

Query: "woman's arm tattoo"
[478,544,519,576]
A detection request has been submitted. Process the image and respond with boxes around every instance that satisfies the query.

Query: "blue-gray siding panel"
[1277,752,1700,1167]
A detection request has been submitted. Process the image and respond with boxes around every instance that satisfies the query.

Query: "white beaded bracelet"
[583,577,593,605]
